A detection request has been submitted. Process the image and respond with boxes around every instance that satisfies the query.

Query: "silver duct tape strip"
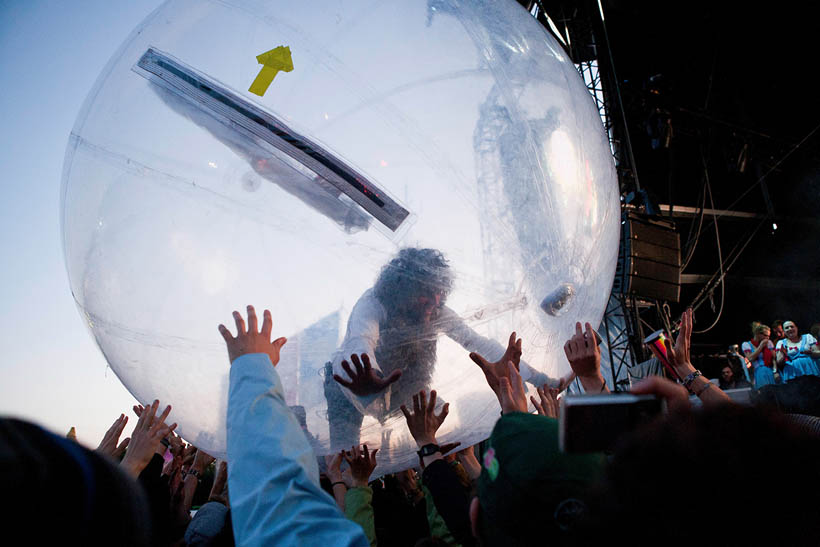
[134,47,410,231]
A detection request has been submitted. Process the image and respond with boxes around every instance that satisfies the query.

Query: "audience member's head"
[471,413,604,546]
[771,319,785,341]
[784,320,801,342]
[373,247,453,323]
[750,321,771,342]
[1,418,153,546]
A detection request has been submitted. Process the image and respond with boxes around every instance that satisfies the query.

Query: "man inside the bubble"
[324,247,573,450]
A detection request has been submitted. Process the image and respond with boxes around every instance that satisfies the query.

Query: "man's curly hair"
[373,248,453,312]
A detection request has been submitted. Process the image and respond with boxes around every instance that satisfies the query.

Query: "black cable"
[692,151,725,334]
[680,179,707,271]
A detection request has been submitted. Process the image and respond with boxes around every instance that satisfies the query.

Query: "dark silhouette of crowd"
[3,248,820,546]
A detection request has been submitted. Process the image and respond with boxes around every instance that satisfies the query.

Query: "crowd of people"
[4,248,820,546]
[729,319,820,389]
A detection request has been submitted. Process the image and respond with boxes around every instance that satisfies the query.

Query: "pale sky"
[0,0,166,448]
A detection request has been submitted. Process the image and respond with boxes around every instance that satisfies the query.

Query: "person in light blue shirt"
[219,305,369,547]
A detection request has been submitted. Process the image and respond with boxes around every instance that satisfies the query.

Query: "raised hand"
[531,385,559,418]
[218,305,287,365]
[649,308,694,378]
[168,431,185,460]
[323,451,347,511]
[120,399,176,477]
[470,332,522,402]
[498,362,528,414]
[564,322,608,393]
[400,389,450,448]
[208,460,229,506]
[96,413,130,459]
[343,444,379,487]
[564,322,601,378]
[324,452,345,484]
[190,446,216,475]
[333,353,402,397]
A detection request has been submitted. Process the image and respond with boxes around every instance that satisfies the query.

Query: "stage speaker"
[613,211,681,302]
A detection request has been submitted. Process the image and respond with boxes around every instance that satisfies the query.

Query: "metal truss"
[600,293,642,391]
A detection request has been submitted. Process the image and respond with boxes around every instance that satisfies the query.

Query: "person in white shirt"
[324,247,573,450]
[775,320,820,380]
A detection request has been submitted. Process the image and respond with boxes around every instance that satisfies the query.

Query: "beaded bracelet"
[681,370,702,391]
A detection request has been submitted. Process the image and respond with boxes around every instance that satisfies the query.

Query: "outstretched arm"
[648,308,731,408]
[331,293,398,414]
[443,307,569,389]
[221,306,368,547]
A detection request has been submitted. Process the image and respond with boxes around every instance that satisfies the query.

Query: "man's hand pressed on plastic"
[218,305,287,365]
[333,353,402,397]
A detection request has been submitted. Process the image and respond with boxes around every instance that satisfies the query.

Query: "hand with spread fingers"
[498,362,529,414]
[218,305,288,365]
[120,399,177,477]
[564,321,608,393]
[400,389,450,448]
[96,413,130,459]
[333,353,402,397]
[531,385,560,418]
[470,331,523,403]
[343,444,379,487]
[133,403,170,456]
[648,308,731,407]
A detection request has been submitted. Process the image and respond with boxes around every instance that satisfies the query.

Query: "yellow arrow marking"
[249,45,293,96]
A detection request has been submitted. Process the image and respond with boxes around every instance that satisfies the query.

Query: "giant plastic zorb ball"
[62,0,619,473]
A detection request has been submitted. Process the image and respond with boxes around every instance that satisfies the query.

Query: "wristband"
[185,468,201,480]
[695,382,713,397]
[681,370,702,391]
[331,481,347,489]
[417,443,441,458]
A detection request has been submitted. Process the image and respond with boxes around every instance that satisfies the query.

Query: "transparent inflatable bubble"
[61,0,619,474]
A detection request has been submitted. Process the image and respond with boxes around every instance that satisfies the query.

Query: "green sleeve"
[345,486,377,547]
[422,484,460,546]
